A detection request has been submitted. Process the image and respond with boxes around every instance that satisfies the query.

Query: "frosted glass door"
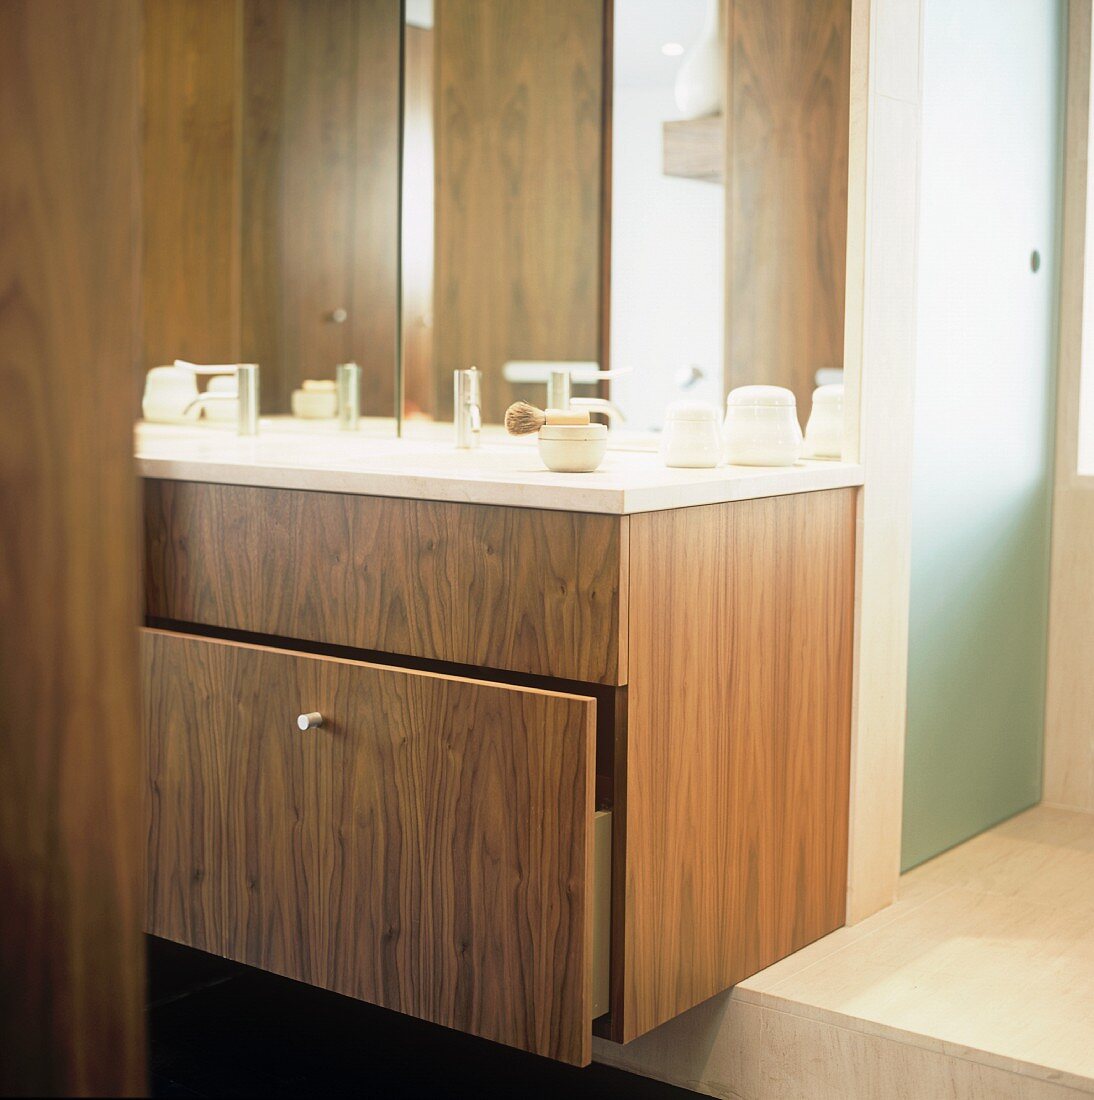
[903,0,1062,868]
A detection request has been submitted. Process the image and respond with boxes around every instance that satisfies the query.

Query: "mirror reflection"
[609,0,726,430]
[139,0,401,428]
[399,0,730,436]
[139,0,841,442]
[401,0,607,429]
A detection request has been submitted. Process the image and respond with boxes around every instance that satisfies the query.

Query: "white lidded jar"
[723,385,802,466]
[537,423,608,473]
[660,399,722,468]
[803,383,843,459]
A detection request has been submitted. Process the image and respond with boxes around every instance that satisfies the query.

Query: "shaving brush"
[504,401,591,436]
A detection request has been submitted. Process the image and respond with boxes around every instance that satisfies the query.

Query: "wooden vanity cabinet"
[142,479,856,1063]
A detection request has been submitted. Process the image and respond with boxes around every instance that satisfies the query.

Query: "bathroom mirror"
[399,0,733,434]
[140,0,402,425]
[608,0,726,431]
[138,0,846,436]
[400,0,608,428]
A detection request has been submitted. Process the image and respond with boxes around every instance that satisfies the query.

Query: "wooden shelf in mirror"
[662,116,725,183]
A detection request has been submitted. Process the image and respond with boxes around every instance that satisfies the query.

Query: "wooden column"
[0,1,146,1095]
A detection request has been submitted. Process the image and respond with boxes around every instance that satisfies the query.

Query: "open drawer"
[142,628,608,1065]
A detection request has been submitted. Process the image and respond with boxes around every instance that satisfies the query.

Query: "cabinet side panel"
[623,490,855,1039]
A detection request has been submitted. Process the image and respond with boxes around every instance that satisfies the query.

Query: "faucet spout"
[570,396,626,429]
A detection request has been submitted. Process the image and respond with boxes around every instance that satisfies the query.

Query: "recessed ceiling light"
[661,42,685,57]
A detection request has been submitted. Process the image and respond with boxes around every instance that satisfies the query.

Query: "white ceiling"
[614,0,707,89]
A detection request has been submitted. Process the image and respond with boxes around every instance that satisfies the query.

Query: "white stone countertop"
[135,420,863,515]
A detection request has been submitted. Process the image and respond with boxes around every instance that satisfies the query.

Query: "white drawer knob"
[297,712,323,731]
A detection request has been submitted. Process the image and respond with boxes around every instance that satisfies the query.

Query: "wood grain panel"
[142,0,242,376]
[240,0,288,413]
[433,0,604,422]
[725,0,851,410]
[841,0,921,922]
[278,0,357,401]
[143,480,627,684]
[143,629,596,1064]
[402,23,437,419]
[662,117,726,183]
[352,0,401,417]
[1045,0,1094,813]
[622,489,855,1039]
[0,1,145,1092]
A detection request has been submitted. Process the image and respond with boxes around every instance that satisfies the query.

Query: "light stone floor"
[594,804,1094,1098]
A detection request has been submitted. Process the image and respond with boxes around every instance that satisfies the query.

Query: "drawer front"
[143,479,626,684]
[143,628,598,1065]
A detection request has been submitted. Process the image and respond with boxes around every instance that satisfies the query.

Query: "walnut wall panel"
[622,489,856,1039]
[402,23,437,419]
[141,0,242,376]
[725,0,851,410]
[276,0,359,408]
[351,0,401,417]
[433,0,604,422]
[1,1,145,1092]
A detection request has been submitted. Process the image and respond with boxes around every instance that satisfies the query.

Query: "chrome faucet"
[545,365,632,428]
[548,368,573,411]
[453,366,482,449]
[178,361,260,436]
[336,362,361,431]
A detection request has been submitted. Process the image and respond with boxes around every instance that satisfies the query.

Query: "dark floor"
[148,937,695,1099]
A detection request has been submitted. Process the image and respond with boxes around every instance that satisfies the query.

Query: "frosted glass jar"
[660,400,722,468]
[804,383,843,459]
[723,385,802,466]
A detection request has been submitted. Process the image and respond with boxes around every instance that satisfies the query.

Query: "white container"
[141,365,201,424]
[660,399,722,468]
[804,383,843,459]
[723,385,802,466]
[537,423,608,473]
[202,374,239,422]
[291,387,338,419]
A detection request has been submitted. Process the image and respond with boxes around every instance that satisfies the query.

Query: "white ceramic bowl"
[723,385,802,466]
[537,423,608,472]
[804,383,843,459]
